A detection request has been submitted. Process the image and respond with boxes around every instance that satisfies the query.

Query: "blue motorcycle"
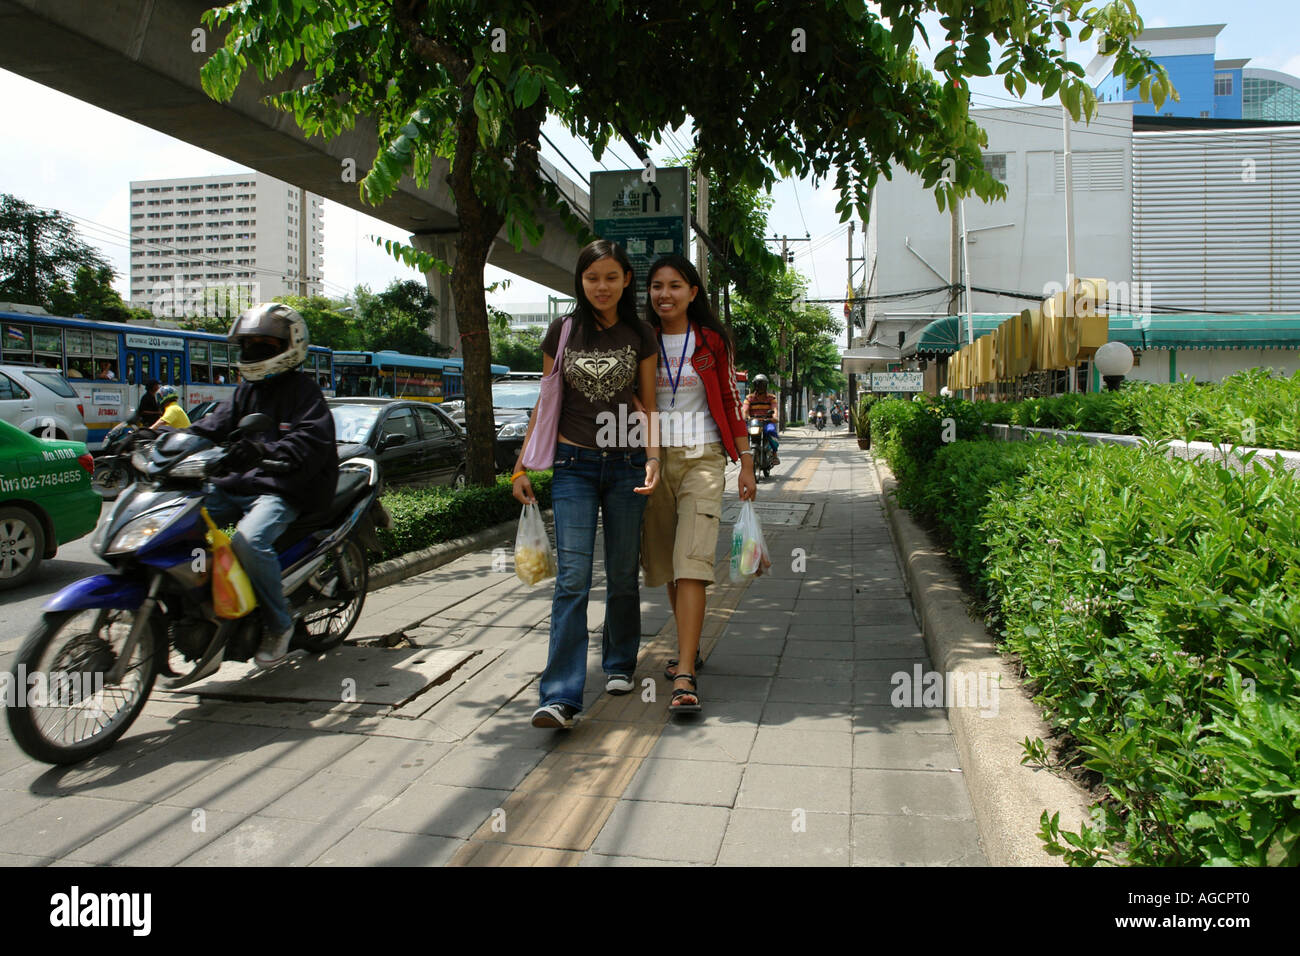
[6,414,388,764]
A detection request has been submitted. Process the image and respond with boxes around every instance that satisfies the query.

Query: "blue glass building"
[1091,23,1300,122]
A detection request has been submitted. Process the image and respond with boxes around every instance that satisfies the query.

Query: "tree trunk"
[448,93,506,486]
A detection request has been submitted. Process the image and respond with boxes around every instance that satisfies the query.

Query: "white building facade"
[129,173,324,317]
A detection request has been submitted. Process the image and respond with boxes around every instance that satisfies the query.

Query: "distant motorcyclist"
[741,374,780,465]
[187,303,339,667]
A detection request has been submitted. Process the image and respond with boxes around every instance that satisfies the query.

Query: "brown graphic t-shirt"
[541,314,657,449]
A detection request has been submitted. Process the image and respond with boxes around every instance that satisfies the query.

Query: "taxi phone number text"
[0,470,86,493]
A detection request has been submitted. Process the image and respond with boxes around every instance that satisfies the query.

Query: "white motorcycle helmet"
[228,302,309,382]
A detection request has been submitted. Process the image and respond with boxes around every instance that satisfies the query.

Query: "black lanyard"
[658,327,691,408]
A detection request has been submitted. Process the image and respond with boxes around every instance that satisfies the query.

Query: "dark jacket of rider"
[189,370,339,514]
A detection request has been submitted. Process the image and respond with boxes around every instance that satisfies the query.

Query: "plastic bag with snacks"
[729,501,772,582]
[514,502,557,587]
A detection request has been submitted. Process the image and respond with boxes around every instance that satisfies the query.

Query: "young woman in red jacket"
[641,254,756,715]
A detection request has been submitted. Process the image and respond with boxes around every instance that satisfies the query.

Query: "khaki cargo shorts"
[641,442,727,588]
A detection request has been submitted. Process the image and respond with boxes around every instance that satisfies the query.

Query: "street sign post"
[590,167,690,281]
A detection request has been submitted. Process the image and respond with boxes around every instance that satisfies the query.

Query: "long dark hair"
[571,239,639,344]
[643,254,735,361]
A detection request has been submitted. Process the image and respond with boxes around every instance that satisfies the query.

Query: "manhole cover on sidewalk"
[721,500,813,527]
[157,646,477,708]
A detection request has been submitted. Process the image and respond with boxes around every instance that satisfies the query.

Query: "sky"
[1,0,1296,320]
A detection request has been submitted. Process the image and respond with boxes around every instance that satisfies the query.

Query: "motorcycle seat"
[272,468,372,550]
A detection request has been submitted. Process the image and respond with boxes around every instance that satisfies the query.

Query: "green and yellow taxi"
[0,419,101,590]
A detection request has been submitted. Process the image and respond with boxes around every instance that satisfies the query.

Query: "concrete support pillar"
[410,233,459,356]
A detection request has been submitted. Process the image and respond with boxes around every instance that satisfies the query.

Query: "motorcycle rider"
[150,385,191,430]
[814,397,827,428]
[741,374,780,466]
[125,378,162,427]
[187,303,339,667]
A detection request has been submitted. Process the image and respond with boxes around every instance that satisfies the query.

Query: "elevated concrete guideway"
[0,0,589,341]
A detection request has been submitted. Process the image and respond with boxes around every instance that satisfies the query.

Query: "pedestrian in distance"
[641,255,755,715]
[512,239,662,729]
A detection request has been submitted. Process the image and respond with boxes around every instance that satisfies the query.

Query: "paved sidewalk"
[0,437,985,866]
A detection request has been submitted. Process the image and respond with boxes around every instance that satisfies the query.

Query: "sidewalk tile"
[314,828,464,866]
[67,804,241,865]
[251,730,367,772]
[0,795,144,858]
[415,746,546,790]
[455,842,584,866]
[777,658,854,680]
[580,852,706,867]
[694,674,771,702]
[260,769,407,828]
[749,727,852,767]
[552,720,660,759]
[737,764,851,813]
[851,814,985,866]
[178,815,352,866]
[852,768,976,818]
[366,783,510,839]
[853,732,962,771]
[161,762,309,814]
[518,752,642,797]
[717,808,850,866]
[783,640,853,661]
[767,678,853,705]
[321,736,452,785]
[759,701,853,734]
[698,654,779,677]
[650,724,757,764]
[853,658,929,682]
[475,790,616,850]
[590,800,729,863]
[623,757,743,807]
[785,625,853,642]
[853,704,953,735]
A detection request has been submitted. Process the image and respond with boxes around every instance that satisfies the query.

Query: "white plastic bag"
[514,502,557,587]
[729,501,772,582]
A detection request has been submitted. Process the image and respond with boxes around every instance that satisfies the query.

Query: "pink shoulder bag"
[519,315,573,470]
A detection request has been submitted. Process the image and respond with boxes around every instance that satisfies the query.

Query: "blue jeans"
[205,488,300,635]
[540,444,649,712]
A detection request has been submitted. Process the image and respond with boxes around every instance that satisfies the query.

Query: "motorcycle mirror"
[237,413,273,434]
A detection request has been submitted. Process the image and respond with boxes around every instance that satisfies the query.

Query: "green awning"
[910,312,1300,357]
[909,315,1011,357]
[1105,314,1300,350]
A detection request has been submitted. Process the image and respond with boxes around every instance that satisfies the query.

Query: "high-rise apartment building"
[129,172,324,317]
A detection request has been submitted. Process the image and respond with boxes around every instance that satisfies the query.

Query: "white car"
[0,364,88,443]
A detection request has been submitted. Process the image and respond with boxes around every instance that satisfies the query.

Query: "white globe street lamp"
[1094,341,1134,391]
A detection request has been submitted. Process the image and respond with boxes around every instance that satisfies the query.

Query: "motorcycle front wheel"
[297,537,368,652]
[91,461,131,499]
[6,609,160,765]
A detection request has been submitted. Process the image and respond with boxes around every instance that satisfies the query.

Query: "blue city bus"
[0,309,332,446]
[332,351,509,402]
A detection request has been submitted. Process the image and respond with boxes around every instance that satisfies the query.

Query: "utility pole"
[695,169,711,307]
[948,205,961,318]
[764,232,811,431]
[1060,22,1078,393]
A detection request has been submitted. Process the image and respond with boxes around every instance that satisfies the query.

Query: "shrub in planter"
[377,472,553,561]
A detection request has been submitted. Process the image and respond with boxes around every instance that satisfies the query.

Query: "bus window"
[65,329,94,379]
[141,354,151,383]
[159,355,169,384]
[126,354,136,383]
[190,342,210,382]
[2,323,32,363]
[34,327,62,370]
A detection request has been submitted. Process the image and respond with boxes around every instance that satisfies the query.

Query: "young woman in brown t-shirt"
[512,240,661,728]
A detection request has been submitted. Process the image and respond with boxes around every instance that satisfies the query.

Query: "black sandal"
[664,656,705,682]
[669,674,701,714]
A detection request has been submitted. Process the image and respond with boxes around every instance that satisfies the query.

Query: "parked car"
[328,398,467,490]
[489,380,541,471]
[0,363,88,443]
[0,419,101,590]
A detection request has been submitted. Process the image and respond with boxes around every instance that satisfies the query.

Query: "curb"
[872,455,1093,867]
[367,510,551,592]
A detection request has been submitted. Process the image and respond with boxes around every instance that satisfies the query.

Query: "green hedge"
[376,472,553,561]
[975,368,1300,449]
[887,430,1300,865]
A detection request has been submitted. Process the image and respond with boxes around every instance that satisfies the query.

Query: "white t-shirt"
[656,329,721,448]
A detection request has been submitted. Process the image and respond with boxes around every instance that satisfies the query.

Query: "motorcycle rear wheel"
[297,537,368,652]
[6,609,160,765]
[91,462,131,499]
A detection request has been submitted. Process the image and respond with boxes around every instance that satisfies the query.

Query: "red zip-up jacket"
[664,322,747,462]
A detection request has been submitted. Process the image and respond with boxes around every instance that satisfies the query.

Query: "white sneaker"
[254,623,295,668]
